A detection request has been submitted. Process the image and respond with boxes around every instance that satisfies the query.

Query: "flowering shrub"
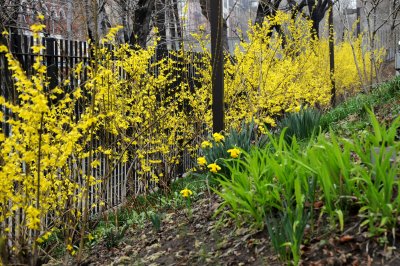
[0,21,96,262]
[0,23,199,261]
[189,11,381,131]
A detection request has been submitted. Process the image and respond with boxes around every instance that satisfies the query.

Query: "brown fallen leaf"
[339,235,355,243]
[352,257,359,266]
[314,201,324,209]
[367,254,372,266]
[310,261,325,266]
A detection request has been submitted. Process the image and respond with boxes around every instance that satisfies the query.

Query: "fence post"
[45,37,58,91]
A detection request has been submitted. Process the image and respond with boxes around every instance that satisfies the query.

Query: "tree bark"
[254,0,282,26]
[170,0,182,50]
[288,0,331,39]
[308,0,329,38]
[199,0,229,52]
[129,0,155,48]
[155,0,167,51]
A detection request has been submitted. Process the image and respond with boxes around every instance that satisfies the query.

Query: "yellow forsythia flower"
[227,148,241,159]
[213,133,224,142]
[201,140,212,149]
[208,163,221,173]
[30,24,46,32]
[180,188,193,198]
[87,233,95,241]
[37,13,45,20]
[0,45,8,53]
[26,206,41,230]
[31,45,45,54]
[264,116,276,127]
[197,157,207,166]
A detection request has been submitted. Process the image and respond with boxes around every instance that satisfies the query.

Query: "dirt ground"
[72,192,400,266]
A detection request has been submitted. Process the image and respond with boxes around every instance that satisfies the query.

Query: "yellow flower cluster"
[197,157,207,166]
[187,11,381,131]
[213,132,225,142]
[180,188,193,198]
[0,22,121,257]
[208,163,221,173]
[201,141,213,149]
[36,231,52,244]
[227,148,241,159]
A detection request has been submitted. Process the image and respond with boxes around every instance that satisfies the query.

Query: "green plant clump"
[277,108,321,142]
[211,110,399,264]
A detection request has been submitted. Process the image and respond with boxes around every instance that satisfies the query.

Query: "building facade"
[17,0,86,40]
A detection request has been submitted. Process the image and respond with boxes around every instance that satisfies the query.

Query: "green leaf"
[335,209,344,232]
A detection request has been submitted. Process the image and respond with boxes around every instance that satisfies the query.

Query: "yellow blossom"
[31,45,45,54]
[227,148,241,158]
[201,140,213,149]
[0,13,381,258]
[87,234,95,241]
[26,206,41,230]
[0,45,8,53]
[66,244,73,251]
[264,116,276,127]
[208,163,221,173]
[30,24,46,32]
[43,231,52,240]
[197,157,207,166]
[180,188,193,198]
[213,132,224,142]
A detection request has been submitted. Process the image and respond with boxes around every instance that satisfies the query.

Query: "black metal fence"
[0,32,205,213]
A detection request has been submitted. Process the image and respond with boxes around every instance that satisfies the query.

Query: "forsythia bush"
[0,22,199,262]
[190,12,381,130]
[0,22,96,261]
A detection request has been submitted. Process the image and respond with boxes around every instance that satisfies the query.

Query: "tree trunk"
[199,0,229,52]
[129,0,155,48]
[170,0,182,50]
[85,0,110,43]
[155,0,167,51]
[309,0,329,38]
[254,0,282,26]
[85,0,97,42]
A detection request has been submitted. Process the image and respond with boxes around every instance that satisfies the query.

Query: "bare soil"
[68,192,400,266]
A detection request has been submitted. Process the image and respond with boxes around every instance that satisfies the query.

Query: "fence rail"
[375,27,400,62]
